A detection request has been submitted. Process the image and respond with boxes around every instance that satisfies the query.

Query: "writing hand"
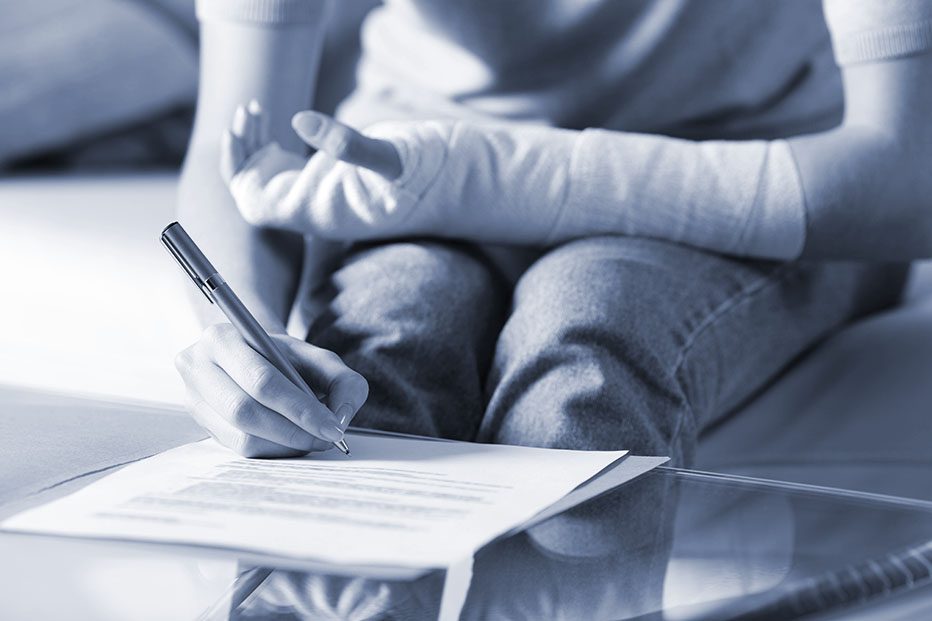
[175,323,368,458]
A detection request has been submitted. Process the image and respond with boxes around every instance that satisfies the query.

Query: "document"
[1,433,658,571]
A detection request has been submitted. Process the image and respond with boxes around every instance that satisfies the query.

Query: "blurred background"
[0,0,376,172]
[0,0,373,406]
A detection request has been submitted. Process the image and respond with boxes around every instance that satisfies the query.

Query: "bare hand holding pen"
[167,211,368,459]
[175,325,367,458]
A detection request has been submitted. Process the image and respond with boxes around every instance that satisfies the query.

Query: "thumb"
[292,111,403,181]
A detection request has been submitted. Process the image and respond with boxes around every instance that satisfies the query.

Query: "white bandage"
[231,120,807,260]
[560,129,807,259]
[400,122,808,259]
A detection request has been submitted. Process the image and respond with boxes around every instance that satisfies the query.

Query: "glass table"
[194,468,932,621]
[2,386,932,620]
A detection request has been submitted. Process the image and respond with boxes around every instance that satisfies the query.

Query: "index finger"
[203,325,345,443]
[273,335,369,429]
[292,111,403,181]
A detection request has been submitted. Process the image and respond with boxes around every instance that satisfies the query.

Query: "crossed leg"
[478,236,906,466]
[308,236,905,465]
[306,239,508,440]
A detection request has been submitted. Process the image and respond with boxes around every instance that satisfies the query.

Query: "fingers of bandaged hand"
[246,100,270,151]
[288,114,449,239]
[227,141,308,228]
[292,111,403,180]
[227,109,450,239]
[174,323,366,458]
[221,100,272,184]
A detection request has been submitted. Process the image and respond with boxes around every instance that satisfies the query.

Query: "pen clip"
[160,235,214,304]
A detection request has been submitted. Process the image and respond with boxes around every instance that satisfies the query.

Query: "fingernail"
[319,425,344,443]
[233,105,247,130]
[335,404,354,426]
[292,112,322,137]
[248,99,261,114]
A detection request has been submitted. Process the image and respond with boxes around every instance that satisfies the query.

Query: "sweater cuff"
[196,0,329,25]
[834,19,932,65]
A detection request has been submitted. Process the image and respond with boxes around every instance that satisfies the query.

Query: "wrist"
[191,0,331,154]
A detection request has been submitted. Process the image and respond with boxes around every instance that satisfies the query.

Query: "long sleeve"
[823,0,932,65]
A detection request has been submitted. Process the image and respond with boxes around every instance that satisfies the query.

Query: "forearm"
[368,122,807,260]
[783,0,932,260]
[545,129,806,259]
[447,118,923,262]
[179,150,298,332]
[791,9,932,259]
[568,0,932,261]
[179,0,331,332]
[244,119,806,259]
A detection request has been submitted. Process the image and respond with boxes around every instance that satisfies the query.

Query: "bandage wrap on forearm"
[408,123,807,259]
[554,129,807,259]
[241,119,807,260]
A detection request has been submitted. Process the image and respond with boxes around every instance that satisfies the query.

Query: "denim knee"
[311,240,507,439]
[480,236,697,464]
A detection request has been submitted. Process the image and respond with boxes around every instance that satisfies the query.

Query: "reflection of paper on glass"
[1,434,657,570]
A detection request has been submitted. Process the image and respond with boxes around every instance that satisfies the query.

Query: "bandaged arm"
[232,0,932,262]
[234,118,805,258]
[399,124,807,259]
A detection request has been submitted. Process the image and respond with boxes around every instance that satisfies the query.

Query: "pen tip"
[335,439,350,455]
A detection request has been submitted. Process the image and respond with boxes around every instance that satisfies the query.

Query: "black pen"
[160,221,350,455]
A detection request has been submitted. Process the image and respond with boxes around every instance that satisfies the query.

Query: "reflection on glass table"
[201,467,932,621]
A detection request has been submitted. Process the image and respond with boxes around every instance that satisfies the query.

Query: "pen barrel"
[212,283,313,397]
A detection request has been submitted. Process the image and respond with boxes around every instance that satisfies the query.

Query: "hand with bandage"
[221,103,576,246]
[223,99,811,260]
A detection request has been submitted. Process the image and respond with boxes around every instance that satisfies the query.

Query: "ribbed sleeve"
[824,0,932,65]
[195,0,329,25]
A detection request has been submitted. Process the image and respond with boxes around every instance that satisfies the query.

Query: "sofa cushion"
[696,285,932,500]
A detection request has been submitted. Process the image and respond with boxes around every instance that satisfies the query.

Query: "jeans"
[306,236,907,467]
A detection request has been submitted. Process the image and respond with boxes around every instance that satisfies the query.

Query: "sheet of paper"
[1,434,640,570]
[517,455,670,532]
